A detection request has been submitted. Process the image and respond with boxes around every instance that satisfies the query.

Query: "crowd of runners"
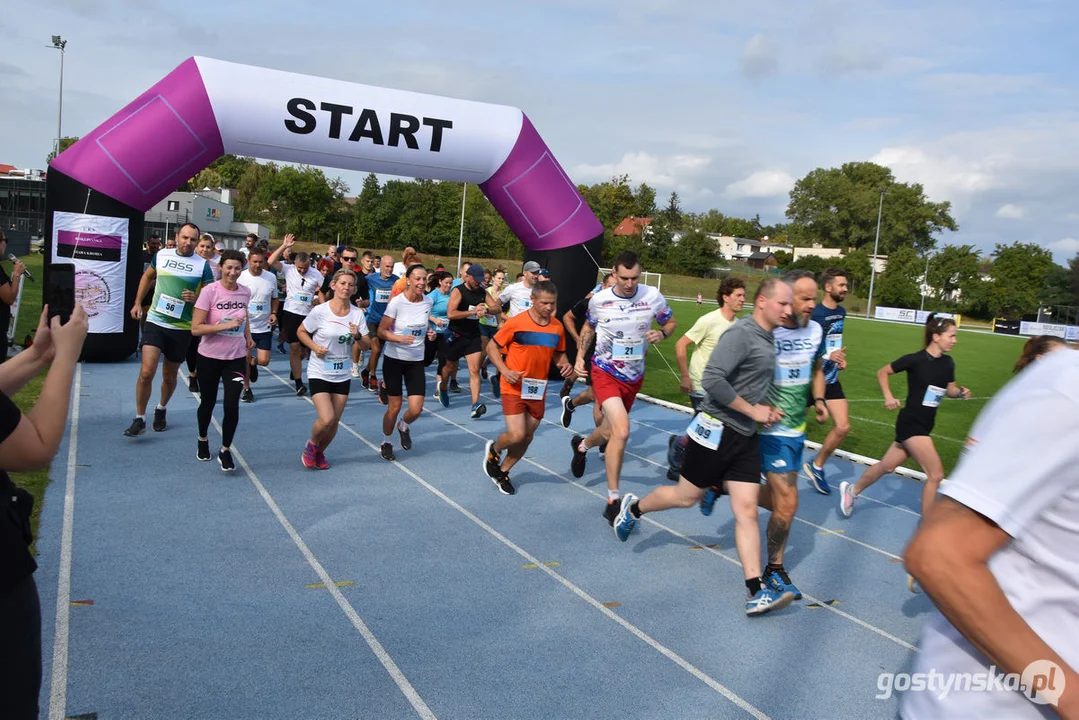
[125,223,1000,617]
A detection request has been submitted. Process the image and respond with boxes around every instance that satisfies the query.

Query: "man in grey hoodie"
[612,277,796,616]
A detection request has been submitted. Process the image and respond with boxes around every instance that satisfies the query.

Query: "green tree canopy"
[986,242,1057,317]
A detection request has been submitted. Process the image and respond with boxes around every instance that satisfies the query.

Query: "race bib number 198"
[521,377,547,400]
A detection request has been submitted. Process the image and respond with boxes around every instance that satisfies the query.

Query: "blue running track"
[34,352,936,719]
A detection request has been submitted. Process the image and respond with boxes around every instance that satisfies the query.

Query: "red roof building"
[613,216,652,236]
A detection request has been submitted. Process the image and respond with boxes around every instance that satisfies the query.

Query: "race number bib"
[251,302,268,315]
[613,337,644,360]
[521,377,547,400]
[218,315,245,337]
[294,293,312,305]
[155,293,185,319]
[319,355,348,375]
[825,333,842,357]
[686,412,724,450]
[923,385,946,407]
[374,288,391,304]
[517,298,533,311]
[774,357,811,386]
[407,324,426,345]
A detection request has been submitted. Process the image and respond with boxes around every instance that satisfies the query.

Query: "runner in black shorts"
[439,263,490,418]
[611,278,795,617]
[559,273,615,429]
[841,313,971,523]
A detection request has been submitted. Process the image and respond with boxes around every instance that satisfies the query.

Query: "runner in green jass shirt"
[125,222,216,437]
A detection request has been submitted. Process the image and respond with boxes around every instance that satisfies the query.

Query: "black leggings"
[196,355,245,447]
[0,574,41,719]
[186,335,201,375]
[424,334,447,375]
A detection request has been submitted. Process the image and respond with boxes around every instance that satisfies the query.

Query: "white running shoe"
[839,481,856,517]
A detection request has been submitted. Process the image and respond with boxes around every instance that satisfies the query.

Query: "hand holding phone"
[47,264,76,324]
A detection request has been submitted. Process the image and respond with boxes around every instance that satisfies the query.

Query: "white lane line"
[48,363,82,720]
[437,372,909,561]
[414,398,919,654]
[196,378,436,720]
[267,368,771,719]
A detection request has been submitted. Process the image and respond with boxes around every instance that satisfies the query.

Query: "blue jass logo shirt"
[811,304,846,385]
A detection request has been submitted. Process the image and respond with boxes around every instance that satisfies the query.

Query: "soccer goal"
[598,267,663,292]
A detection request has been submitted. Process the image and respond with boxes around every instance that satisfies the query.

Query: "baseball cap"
[467,263,486,281]
[522,261,542,273]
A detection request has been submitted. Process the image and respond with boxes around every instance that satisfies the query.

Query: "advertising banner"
[874,307,956,325]
[50,211,129,334]
[1019,321,1078,341]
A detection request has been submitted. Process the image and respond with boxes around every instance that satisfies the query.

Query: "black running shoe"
[378,381,388,405]
[152,407,167,432]
[603,500,619,526]
[249,362,259,382]
[380,442,395,461]
[189,375,199,394]
[494,471,516,496]
[123,417,146,437]
[560,395,574,428]
[296,384,308,397]
[483,440,502,480]
[241,388,254,403]
[361,368,371,390]
[197,439,211,461]
[218,448,235,472]
[570,434,587,478]
[398,425,412,451]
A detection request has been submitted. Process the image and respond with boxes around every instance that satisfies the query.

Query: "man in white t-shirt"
[902,345,1079,719]
[236,246,280,402]
[267,233,325,396]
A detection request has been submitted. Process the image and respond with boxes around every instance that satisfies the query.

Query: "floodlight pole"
[48,35,67,160]
[457,182,466,276]
[865,188,885,319]
[920,251,932,311]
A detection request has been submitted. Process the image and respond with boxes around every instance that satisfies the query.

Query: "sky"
[3,0,1078,265]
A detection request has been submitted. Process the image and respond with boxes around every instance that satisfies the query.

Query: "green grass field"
[637,298,1028,475]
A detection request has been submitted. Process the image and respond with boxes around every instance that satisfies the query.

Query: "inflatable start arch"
[46,56,603,361]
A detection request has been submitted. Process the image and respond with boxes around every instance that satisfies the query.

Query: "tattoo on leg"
[766,516,790,566]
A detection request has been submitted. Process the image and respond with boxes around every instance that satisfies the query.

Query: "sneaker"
[745,587,795,617]
[378,381,388,405]
[361,368,371,389]
[380,442,395,461]
[188,375,199,394]
[489,373,501,399]
[314,448,330,470]
[249,363,259,383]
[218,448,235,472]
[599,441,608,456]
[569,435,587,478]
[493,470,516,496]
[480,364,488,380]
[435,387,449,408]
[483,440,502,480]
[803,461,830,495]
[560,379,573,399]
[908,575,922,594]
[398,425,412,451]
[666,465,681,482]
[350,364,360,378]
[449,378,461,394]
[296,384,308,397]
[613,493,639,542]
[367,375,378,393]
[197,439,211,461]
[839,481,856,517]
[152,407,167,432]
[668,435,687,470]
[277,342,287,354]
[765,568,803,600]
[470,402,486,419]
[302,441,318,469]
[603,500,620,526]
[123,417,146,437]
[241,388,255,403]
[700,485,721,516]
[559,395,574,428]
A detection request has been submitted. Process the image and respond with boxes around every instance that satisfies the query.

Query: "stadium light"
[47,35,68,161]
[920,250,934,311]
[865,188,886,319]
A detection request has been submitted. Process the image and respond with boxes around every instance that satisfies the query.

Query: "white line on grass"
[267,368,772,720]
[194,378,437,720]
[48,363,82,720]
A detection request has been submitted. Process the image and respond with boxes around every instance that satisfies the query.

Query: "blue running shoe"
[802,461,830,495]
[765,567,802,600]
[700,486,720,516]
[613,493,639,542]
[437,386,450,408]
[745,587,795,616]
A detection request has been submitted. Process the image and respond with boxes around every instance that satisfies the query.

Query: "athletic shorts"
[895,414,933,445]
[381,355,426,397]
[445,331,482,362]
[807,381,846,406]
[308,378,351,396]
[479,323,497,339]
[688,391,706,413]
[759,434,805,475]
[591,366,642,412]
[279,311,306,344]
[680,427,760,488]
[141,322,191,364]
[367,325,380,340]
[251,331,272,352]
[501,393,545,420]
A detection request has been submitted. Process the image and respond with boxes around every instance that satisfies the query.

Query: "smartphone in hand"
[47,264,76,324]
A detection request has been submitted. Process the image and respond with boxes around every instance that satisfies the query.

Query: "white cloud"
[724,170,795,198]
[995,203,1026,219]
[871,146,1003,208]
[1048,237,1079,258]
[571,151,711,191]
[740,33,779,79]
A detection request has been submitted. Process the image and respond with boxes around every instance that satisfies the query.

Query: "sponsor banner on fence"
[50,211,130,334]
[874,307,956,325]
[1019,321,1079,341]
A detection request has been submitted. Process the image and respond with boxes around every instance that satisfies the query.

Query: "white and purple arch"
[51,56,602,251]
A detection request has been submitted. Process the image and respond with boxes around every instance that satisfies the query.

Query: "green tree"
[986,242,1056,317]
[926,244,982,306]
[46,136,79,164]
[578,175,639,231]
[634,183,657,218]
[840,249,872,294]
[786,161,957,254]
[661,191,683,227]
[875,244,922,309]
[1040,264,1076,308]
[670,231,720,276]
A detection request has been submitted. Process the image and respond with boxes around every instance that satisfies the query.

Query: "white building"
[144,189,269,247]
